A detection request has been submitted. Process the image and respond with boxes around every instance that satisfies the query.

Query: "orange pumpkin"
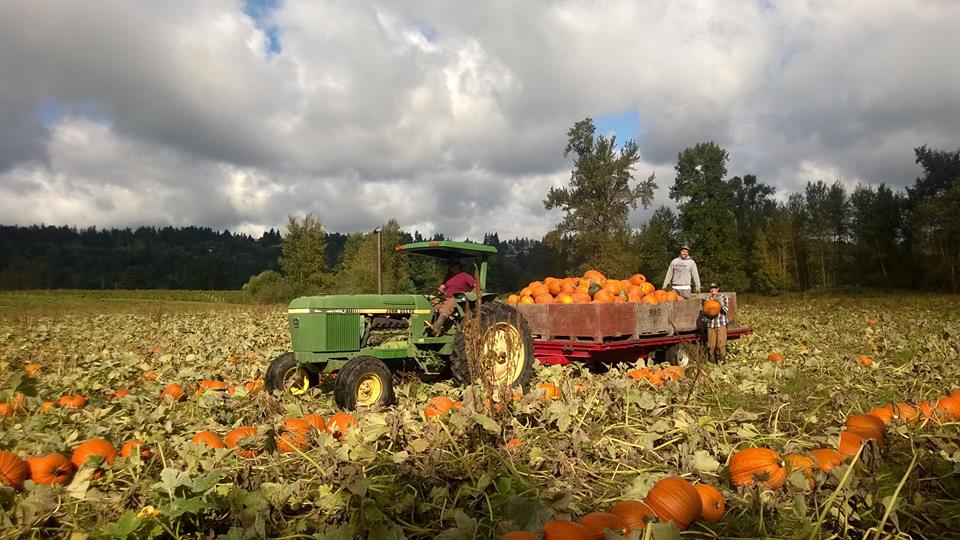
[660,365,684,382]
[542,520,593,539]
[519,296,535,305]
[196,380,229,396]
[161,383,185,402]
[0,451,29,490]
[425,396,462,420]
[578,512,627,540]
[809,448,844,471]
[844,414,887,439]
[58,394,87,409]
[642,294,659,305]
[694,484,725,522]
[120,439,152,459]
[534,293,555,304]
[915,400,945,425]
[728,448,787,489]
[555,293,575,304]
[890,402,920,425]
[538,383,560,400]
[109,389,131,400]
[283,417,313,433]
[0,403,14,417]
[24,363,41,376]
[784,453,816,489]
[71,439,118,479]
[702,299,722,317]
[507,295,520,304]
[767,353,784,362]
[327,413,358,438]
[276,431,309,453]
[610,500,657,532]
[244,379,264,393]
[644,476,702,531]
[839,428,882,458]
[39,401,56,413]
[25,453,74,485]
[301,414,327,432]
[628,274,647,286]
[505,438,522,448]
[571,292,592,304]
[592,290,614,303]
[858,354,873,367]
[225,427,260,458]
[192,431,226,449]
[866,406,894,425]
[531,284,551,297]
[936,395,960,420]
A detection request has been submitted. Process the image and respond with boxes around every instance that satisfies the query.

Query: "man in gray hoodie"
[662,245,701,299]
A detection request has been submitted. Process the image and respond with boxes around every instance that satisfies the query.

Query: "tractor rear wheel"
[664,342,697,368]
[450,301,534,389]
[265,353,316,396]
[333,356,395,410]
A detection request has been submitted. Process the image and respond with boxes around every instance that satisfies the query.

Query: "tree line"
[1,120,957,297]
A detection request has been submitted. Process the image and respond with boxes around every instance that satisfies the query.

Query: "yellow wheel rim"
[283,367,310,396]
[356,374,384,405]
[482,322,525,385]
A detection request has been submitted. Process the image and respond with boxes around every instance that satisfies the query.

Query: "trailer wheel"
[333,356,395,409]
[450,302,535,389]
[265,353,318,396]
[664,343,696,368]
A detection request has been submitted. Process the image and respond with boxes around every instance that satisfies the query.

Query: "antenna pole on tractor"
[373,227,382,294]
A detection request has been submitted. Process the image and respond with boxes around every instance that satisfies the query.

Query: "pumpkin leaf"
[691,450,720,473]
[648,522,682,540]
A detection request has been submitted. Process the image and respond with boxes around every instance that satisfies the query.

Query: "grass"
[0,289,249,320]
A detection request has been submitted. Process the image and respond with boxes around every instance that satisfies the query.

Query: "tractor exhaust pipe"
[373,227,382,294]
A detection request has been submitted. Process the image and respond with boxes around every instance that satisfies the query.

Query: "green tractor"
[265,241,535,409]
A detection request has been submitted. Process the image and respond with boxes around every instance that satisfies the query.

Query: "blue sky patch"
[243,0,282,55]
[594,111,643,145]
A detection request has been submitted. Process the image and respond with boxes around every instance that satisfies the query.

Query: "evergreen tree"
[669,142,747,290]
[544,117,656,277]
[280,214,329,296]
[635,206,679,287]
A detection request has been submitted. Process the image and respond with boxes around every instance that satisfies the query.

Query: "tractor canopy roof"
[394,240,497,260]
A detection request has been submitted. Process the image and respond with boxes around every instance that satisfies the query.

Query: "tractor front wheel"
[265,352,316,396]
[450,301,535,389]
[333,356,395,410]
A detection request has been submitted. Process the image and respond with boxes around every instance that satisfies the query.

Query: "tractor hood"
[288,294,432,313]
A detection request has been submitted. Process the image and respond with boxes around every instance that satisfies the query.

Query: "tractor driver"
[427,260,476,336]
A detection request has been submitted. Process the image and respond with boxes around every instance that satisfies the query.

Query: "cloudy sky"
[1,0,958,239]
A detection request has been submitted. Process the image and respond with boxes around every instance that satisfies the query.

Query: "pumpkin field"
[1,291,959,539]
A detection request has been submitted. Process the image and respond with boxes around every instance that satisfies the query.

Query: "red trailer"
[516,293,752,367]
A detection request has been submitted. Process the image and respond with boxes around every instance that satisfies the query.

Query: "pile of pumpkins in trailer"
[507,270,686,305]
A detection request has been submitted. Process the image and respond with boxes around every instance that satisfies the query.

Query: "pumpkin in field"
[702,299,722,317]
[767,352,784,362]
[39,401,56,413]
[784,453,816,489]
[809,448,844,471]
[58,394,87,409]
[610,500,657,532]
[196,380,229,396]
[120,439,152,459]
[937,394,960,420]
[537,383,560,400]
[845,414,887,439]
[109,389,131,400]
[301,414,327,432]
[225,427,260,458]
[25,453,74,485]
[866,406,894,425]
[327,413,358,438]
[161,383,185,402]
[660,365,685,382]
[0,451,30,490]
[728,448,787,489]
[578,511,627,539]
[694,484,725,522]
[0,403,14,417]
[192,431,226,449]
[644,476,703,531]
[24,363,41,376]
[839,428,882,459]
[276,430,309,453]
[501,532,539,540]
[283,417,313,433]
[424,396,462,420]
[542,519,593,539]
[889,402,920,425]
[858,354,874,367]
[71,439,118,469]
[915,400,944,425]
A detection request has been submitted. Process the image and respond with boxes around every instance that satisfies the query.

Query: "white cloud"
[1,0,958,239]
